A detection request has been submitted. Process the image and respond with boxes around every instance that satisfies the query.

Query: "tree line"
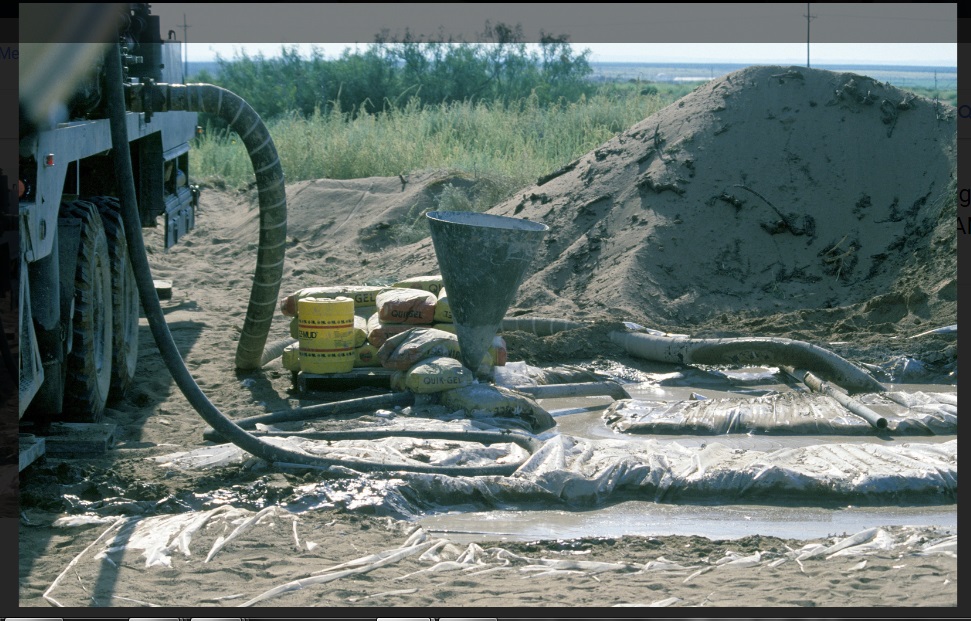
[192,22,597,121]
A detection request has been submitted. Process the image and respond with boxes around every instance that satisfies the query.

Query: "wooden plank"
[43,423,116,456]
[19,434,45,471]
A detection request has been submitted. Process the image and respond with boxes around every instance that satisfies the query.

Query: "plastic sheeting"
[156,432,956,506]
[154,419,531,472]
[862,391,958,434]
[604,391,957,436]
[487,435,957,504]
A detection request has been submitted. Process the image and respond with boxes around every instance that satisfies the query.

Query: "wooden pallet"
[299,368,395,392]
[43,422,117,457]
[19,433,45,471]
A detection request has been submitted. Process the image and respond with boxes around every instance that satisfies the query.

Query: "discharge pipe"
[107,45,537,476]
[499,319,885,395]
[609,330,885,395]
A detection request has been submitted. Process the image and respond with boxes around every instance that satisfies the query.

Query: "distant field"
[588,62,957,92]
[189,59,956,92]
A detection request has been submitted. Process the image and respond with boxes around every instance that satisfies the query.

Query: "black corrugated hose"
[131,75,288,369]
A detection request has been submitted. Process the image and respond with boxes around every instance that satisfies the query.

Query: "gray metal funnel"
[427,211,548,373]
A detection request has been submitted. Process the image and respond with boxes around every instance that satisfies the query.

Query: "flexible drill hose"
[151,82,287,369]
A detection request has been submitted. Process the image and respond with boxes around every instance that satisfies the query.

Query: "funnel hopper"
[427,211,548,373]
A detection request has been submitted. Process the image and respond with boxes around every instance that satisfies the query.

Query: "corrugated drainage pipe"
[609,330,886,395]
[128,80,286,369]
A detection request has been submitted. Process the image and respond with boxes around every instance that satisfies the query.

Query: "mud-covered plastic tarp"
[155,418,957,506]
[603,391,957,435]
[153,419,531,471]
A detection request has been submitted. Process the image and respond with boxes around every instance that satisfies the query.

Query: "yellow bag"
[281,343,301,371]
[353,343,381,367]
[353,315,368,347]
[434,287,453,323]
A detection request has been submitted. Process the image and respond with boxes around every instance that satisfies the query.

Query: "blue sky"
[148,3,957,67]
[184,42,956,67]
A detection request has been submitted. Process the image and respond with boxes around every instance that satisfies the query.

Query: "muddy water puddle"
[420,501,958,544]
[420,366,958,543]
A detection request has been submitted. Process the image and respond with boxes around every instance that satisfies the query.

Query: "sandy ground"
[18,65,957,609]
[19,508,958,608]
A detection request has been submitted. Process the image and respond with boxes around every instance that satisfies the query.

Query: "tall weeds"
[191,88,679,194]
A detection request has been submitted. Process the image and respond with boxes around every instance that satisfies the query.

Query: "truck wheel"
[60,200,112,421]
[89,196,139,401]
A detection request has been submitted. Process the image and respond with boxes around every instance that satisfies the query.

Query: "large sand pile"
[489,66,957,342]
[259,66,957,347]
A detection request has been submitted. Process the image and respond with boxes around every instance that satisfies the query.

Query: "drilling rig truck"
[19,4,200,425]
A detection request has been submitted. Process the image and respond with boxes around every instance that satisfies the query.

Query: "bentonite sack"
[280,285,389,317]
[281,343,301,372]
[492,335,507,366]
[377,327,505,371]
[353,315,368,347]
[434,287,453,323]
[404,356,474,393]
[377,327,463,371]
[441,384,555,432]
[393,275,444,296]
[354,343,381,367]
[366,312,415,348]
[376,288,438,325]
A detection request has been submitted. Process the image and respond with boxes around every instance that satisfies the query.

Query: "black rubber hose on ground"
[498,317,884,395]
[221,428,544,476]
[201,392,415,442]
[609,331,886,394]
[107,45,538,476]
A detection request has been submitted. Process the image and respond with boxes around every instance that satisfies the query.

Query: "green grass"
[192,87,682,196]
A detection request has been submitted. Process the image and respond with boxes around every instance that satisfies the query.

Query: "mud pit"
[19,66,957,608]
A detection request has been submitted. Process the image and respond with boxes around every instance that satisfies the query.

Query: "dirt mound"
[479,66,956,341]
[205,170,505,289]
[234,65,955,346]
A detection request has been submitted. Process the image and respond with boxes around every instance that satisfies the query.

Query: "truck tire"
[60,200,112,421]
[89,196,139,401]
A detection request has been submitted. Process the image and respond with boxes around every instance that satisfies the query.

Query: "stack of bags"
[277,276,551,432]
[277,276,506,376]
